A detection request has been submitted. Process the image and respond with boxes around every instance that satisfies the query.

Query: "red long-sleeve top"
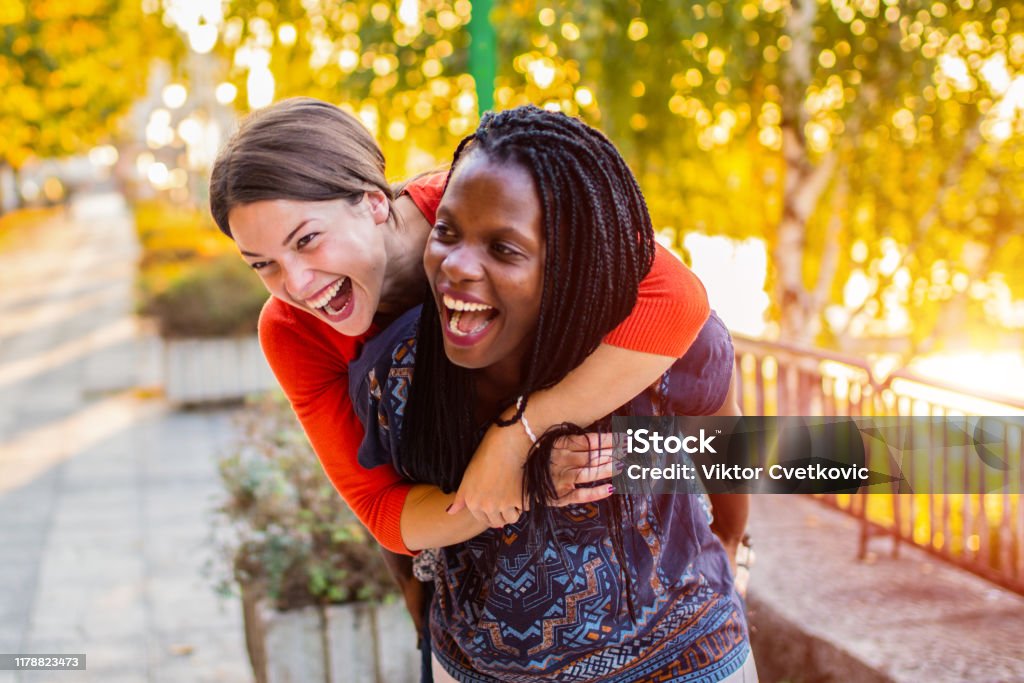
[258,173,710,554]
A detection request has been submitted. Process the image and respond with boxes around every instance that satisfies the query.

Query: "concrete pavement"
[0,195,249,682]
[748,495,1024,682]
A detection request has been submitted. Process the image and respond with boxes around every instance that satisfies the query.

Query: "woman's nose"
[441,245,484,282]
[282,261,315,300]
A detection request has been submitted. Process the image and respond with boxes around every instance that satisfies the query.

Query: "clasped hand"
[447,426,619,528]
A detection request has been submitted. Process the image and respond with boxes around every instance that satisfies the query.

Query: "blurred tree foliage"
[494,0,1024,348]
[192,0,1024,348]
[0,0,177,169]
[213,0,475,178]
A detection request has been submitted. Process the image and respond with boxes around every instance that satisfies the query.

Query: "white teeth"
[443,294,494,312]
[447,310,495,337]
[308,278,345,309]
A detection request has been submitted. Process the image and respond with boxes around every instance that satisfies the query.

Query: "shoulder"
[258,296,368,380]
[260,297,364,352]
[663,310,735,416]
[649,244,708,301]
[399,171,447,226]
[605,244,709,357]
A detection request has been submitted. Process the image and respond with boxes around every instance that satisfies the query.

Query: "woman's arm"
[450,245,712,526]
[399,439,617,550]
[268,300,613,551]
[451,345,681,526]
[264,297,620,554]
[259,298,418,554]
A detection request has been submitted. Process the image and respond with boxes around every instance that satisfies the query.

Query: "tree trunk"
[773,0,837,344]
[0,163,19,215]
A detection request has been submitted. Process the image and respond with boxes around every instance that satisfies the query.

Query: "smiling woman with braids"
[352,106,756,682]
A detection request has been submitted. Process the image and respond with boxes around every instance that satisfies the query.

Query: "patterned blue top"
[351,309,749,682]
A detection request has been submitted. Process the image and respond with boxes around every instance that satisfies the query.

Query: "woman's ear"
[366,190,391,224]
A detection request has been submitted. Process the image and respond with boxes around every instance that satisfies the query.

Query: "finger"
[551,455,614,492]
[479,508,509,528]
[470,508,495,526]
[498,507,522,526]
[572,460,618,484]
[587,432,609,452]
[551,439,615,459]
[552,433,594,452]
[550,449,613,470]
[553,484,615,507]
[447,494,466,515]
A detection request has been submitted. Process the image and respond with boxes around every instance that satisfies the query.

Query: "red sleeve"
[603,243,710,357]
[405,173,709,357]
[401,171,447,225]
[258,297,415,554]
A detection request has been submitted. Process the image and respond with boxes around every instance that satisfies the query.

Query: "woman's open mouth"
[307,277,354,322]
[441,293,498,346]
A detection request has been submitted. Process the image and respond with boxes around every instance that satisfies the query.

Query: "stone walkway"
[748,495,1024,682]
[0,195,249,682]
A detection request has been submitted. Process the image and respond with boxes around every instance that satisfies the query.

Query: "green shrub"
[133,200,268,337]
[140,253,268,338]
[213,393,398,610]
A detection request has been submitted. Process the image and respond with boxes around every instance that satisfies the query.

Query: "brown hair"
[209,97,394,238]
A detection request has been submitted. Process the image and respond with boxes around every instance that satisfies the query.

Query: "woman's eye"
[432,224,457,241]
[492,243,520,258]
[249,261,271,271]
[296,233,319,249]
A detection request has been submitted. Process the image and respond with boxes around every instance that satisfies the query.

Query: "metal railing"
[732,335,1024,595]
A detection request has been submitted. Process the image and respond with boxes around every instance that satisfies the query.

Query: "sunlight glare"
[683,234,769,337]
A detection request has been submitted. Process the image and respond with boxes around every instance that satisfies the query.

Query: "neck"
[376,195,432,325]
[472,356,526,424]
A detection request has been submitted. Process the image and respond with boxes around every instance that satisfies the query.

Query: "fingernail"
[607,485,615,494]
[613,460,625,473]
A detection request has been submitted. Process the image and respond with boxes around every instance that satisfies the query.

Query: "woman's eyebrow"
[489,226,530,238]
[281,219,314,246]
[239,218,314,257]
[436,207,523,233]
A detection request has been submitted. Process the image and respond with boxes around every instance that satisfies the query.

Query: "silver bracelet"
[515,396,538,444]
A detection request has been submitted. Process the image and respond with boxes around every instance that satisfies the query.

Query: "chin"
[442,342,490,370]
[329,313,373,337]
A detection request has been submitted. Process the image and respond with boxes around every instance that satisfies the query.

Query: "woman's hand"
[548,432,619,506]
[448,428,617,528]
[447,420,534,528]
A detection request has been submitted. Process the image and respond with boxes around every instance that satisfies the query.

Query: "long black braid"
[399,105,656,618]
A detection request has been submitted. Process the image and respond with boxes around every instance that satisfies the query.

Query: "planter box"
[163,336,277,404]
[242,588,420,683]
